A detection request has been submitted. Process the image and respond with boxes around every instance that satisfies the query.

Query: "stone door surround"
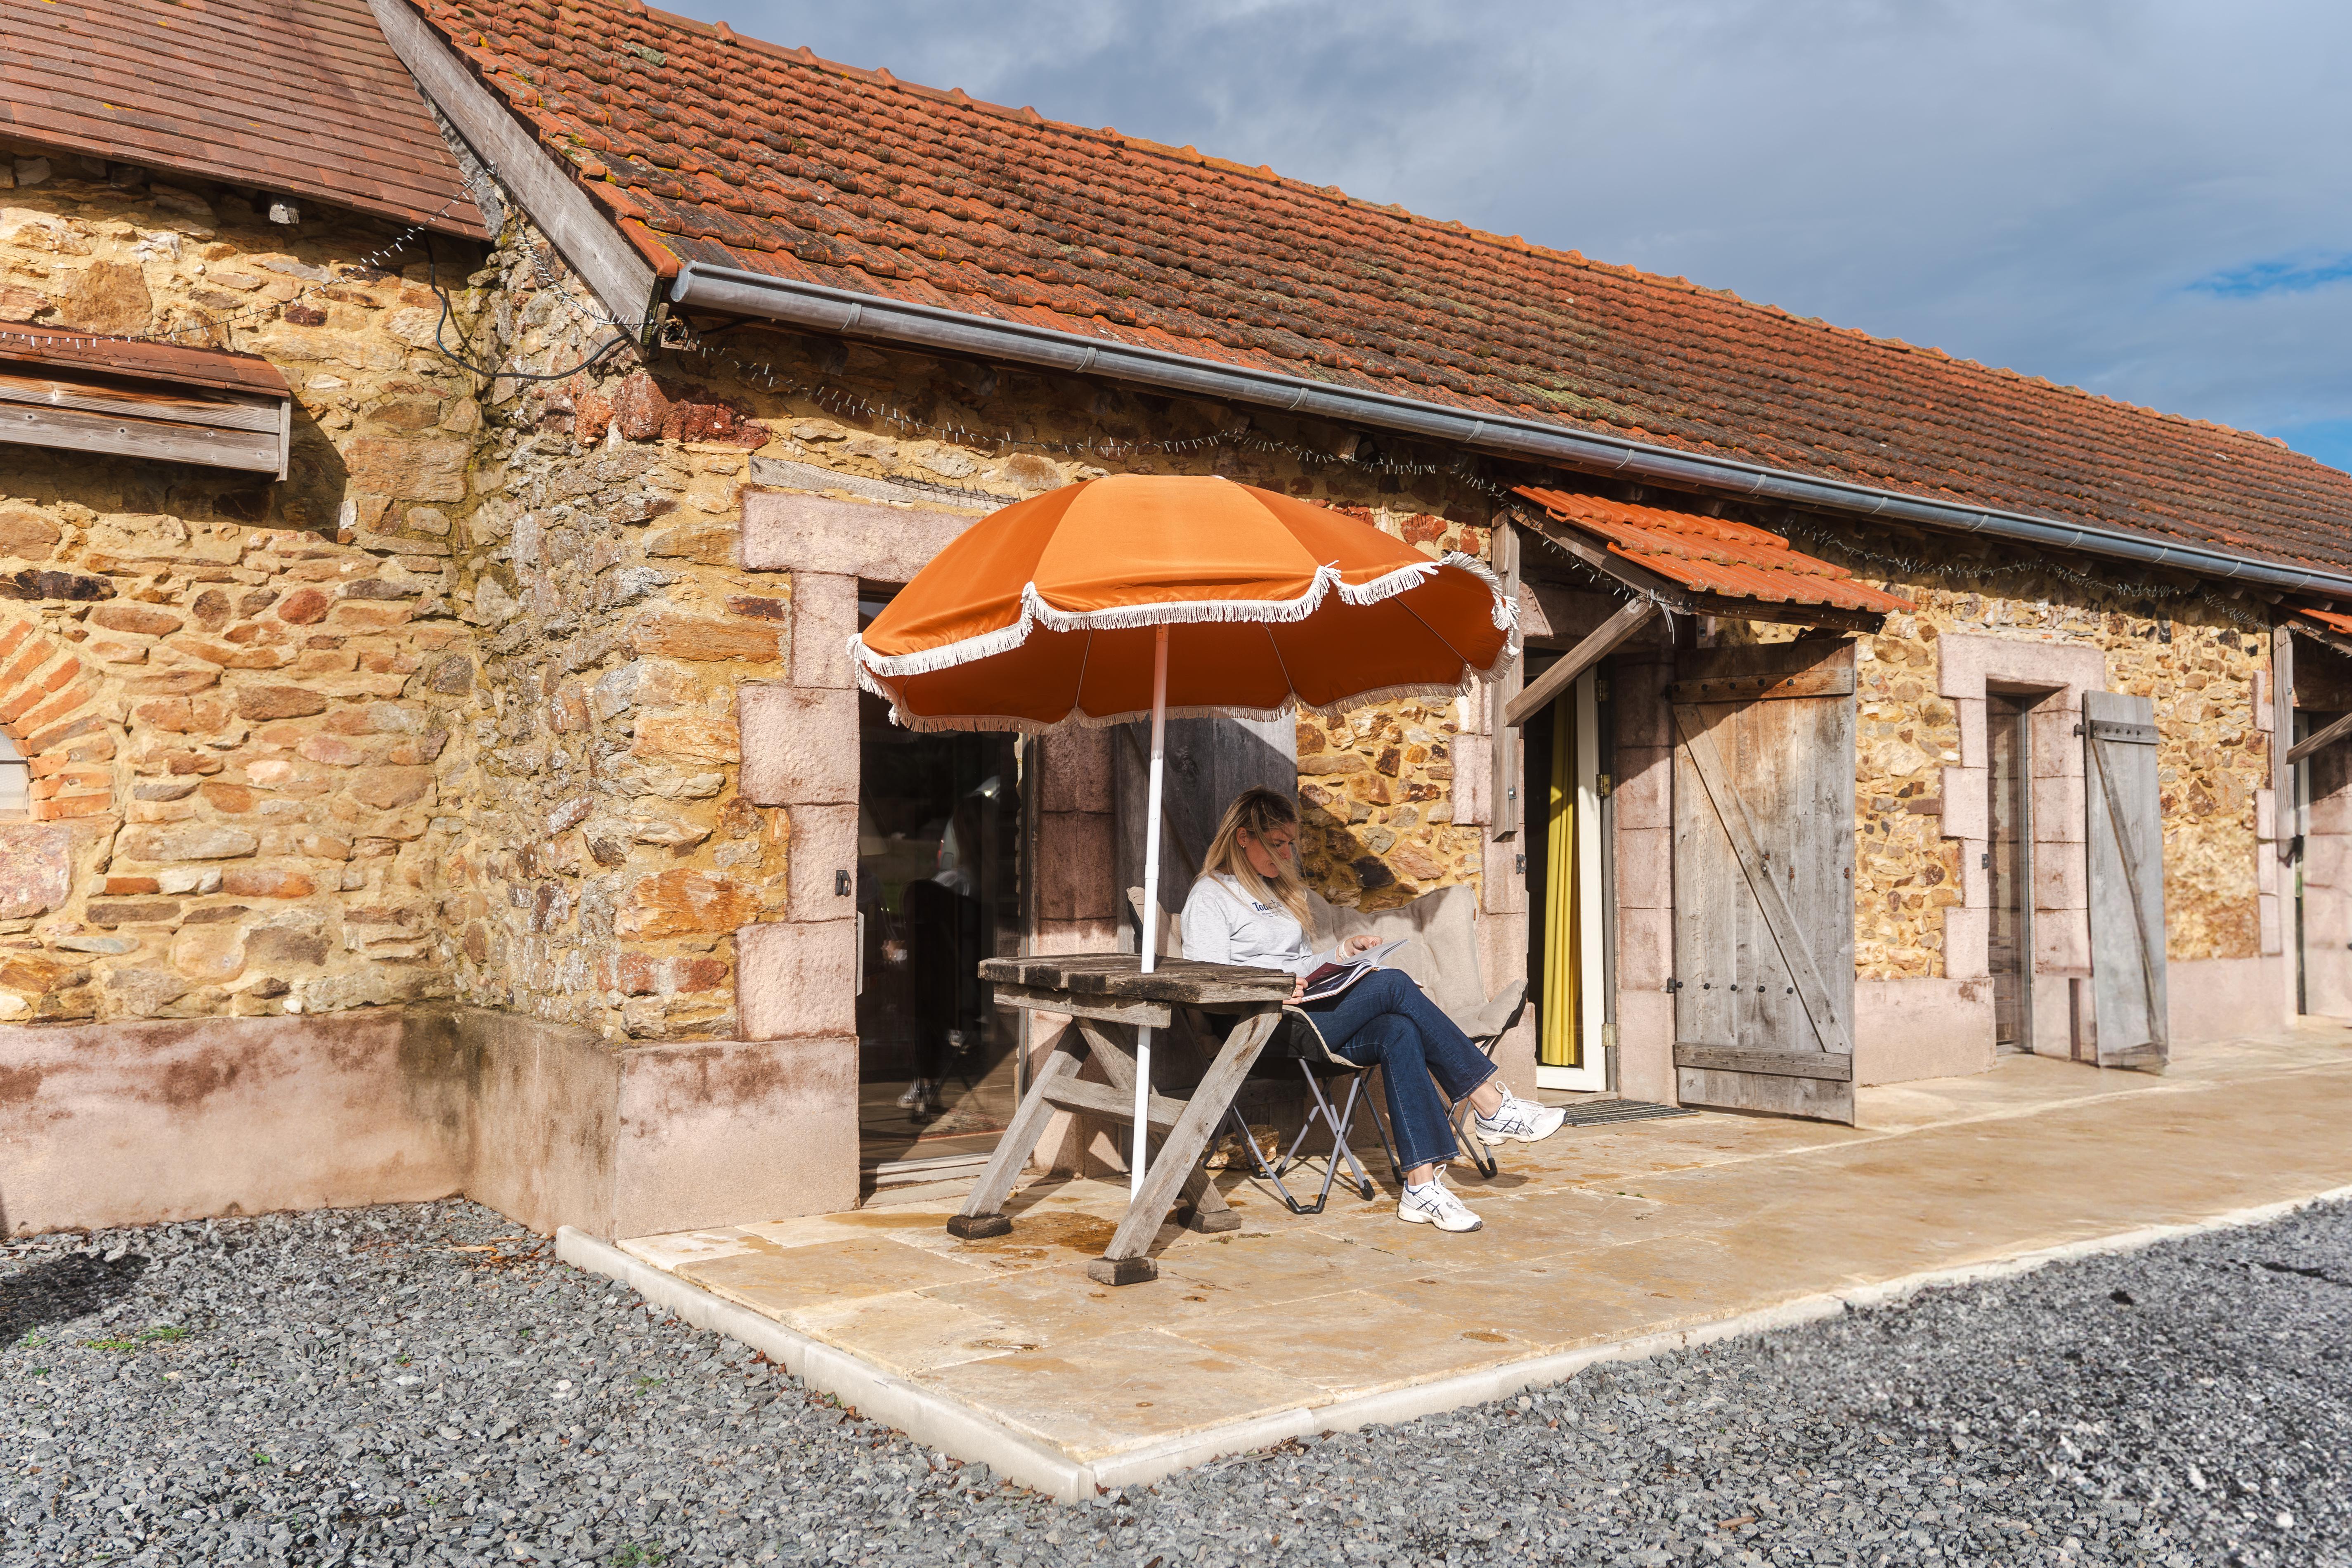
[1936,634,2105,1055]
[734,485,993,1041]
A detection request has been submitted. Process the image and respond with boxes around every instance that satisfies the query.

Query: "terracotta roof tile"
[0,0,488,238]
[407,0,2352,573]
[1516,487,1913,615]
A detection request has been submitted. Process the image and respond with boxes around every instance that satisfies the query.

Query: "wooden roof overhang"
[0,326,293,478]
[2284,607,2352,764]
[1498,487,1915,728]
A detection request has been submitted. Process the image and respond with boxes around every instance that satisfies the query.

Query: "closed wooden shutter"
[1671,640,1858,1124]
[2083,690,2168,1070]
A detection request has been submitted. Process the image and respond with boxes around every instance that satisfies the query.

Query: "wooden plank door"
[1671,639,1858,1124]
[2082,689,2168,1070]
[2300,718,2352,1018]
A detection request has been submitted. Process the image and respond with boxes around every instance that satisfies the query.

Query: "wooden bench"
[948,953,1293,1285]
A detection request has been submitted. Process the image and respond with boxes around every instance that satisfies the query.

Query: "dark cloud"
[671,1,2352,470]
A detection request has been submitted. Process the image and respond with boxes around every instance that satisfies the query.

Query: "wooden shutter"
[2083,690,2169,1069]
[2300,716,2352,1018]
[1671,640,1857,1124]
[1115,715,1297,933]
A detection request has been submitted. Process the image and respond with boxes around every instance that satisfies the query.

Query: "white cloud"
[671,0,2352,466]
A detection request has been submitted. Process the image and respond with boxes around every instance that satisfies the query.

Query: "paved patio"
[564,1022,2352,1498]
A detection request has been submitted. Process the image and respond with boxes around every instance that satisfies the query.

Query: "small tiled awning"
[0,325,292,477]
[2288,608,2352,762]
[1514,486,1913,629]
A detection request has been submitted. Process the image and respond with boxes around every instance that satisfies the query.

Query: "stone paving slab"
[577,1023,2352,1496]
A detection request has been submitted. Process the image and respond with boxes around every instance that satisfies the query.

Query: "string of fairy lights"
[1775,516,2275,634]
[0,192,475,359]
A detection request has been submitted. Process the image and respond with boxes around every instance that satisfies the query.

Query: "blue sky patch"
[2190,254,2352,298]
[2281,419,2352,475]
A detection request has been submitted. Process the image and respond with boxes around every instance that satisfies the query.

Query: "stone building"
[4,0,2350,1240]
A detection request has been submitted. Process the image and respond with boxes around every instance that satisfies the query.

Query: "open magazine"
[1297,938,1411,1003]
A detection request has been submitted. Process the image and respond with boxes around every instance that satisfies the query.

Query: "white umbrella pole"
[1132,625,1171,1200]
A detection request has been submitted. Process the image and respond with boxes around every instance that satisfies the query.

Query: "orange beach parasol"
[850,474,1520,1194]
[851,474,1517,731]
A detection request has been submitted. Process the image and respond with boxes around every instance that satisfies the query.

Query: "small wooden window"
[0,325,291,477]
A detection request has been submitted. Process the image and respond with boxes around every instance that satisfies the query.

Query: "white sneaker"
[1473,1092,1567,1147]
[1398,1178,1482,1232]
[896,1079,931,1110]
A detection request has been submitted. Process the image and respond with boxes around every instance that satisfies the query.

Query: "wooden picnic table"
[948,953,1295,1284]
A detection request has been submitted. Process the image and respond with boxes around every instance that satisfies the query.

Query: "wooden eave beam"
[368,0,664,341]
[1503,596,1655,728]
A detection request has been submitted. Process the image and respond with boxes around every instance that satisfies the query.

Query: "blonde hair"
[1200,787,1309,927]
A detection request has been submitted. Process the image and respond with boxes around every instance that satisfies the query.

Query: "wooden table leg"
[1087,1009,1282,1285]
[947,1021,1087,1239]
[1077,1018,1238,1233]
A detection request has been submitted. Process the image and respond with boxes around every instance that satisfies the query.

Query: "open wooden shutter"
[2300,715,2352,1019]
[2083,690,2168,1070]
[1671,640,1857,1124]
[1115,715,1297,936]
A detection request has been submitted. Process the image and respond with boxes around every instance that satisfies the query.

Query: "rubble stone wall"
[0,154,492,1025]
[426,220,1501,1044]
[1716,515,2273,980]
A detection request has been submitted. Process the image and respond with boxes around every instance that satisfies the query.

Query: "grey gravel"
[4,1196,2349,1566]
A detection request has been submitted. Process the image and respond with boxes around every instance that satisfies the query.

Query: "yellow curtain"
[1540,686,1579,1067]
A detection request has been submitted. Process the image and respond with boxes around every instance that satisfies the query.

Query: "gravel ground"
[3,1196,2349,1568]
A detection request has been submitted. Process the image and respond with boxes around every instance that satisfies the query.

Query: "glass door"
[855,591,1026,1178]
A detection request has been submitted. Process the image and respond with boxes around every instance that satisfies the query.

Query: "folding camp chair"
[1127,888,1401,1215]
[1307,883,1530,1179]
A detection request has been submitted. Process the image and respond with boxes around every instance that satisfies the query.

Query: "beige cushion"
[1309,882,1511,1034]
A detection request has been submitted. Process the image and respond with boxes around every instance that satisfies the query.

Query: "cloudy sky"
[669,1,2352,472]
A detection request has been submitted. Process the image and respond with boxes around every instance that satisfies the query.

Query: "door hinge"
[1980,851,1991,870]
[836,869,853,896]
[1514,852,1527,875]
[1665,978,1682,993]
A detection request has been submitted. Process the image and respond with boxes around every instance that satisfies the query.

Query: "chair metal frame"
[1218,1056,1402,1216]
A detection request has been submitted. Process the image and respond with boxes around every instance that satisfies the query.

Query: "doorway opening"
[1523,659,1608,1090]
[1986,691,2036,1052]
[855,589,1028,1179]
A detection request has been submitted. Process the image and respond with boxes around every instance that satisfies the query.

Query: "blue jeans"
[1296,969,1497,1173]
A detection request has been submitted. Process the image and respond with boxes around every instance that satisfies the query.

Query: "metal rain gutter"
[668,261,2352,600]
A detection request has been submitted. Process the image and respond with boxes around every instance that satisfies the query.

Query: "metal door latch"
[835,869,853,896]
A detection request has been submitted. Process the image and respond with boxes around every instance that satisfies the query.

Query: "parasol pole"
[1132,624,1170,1200]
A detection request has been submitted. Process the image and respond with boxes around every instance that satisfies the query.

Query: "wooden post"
[2275,626,2297,863]
[1489,519,1522,840]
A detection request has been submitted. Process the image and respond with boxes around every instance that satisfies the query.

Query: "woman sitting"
[1180,787,1565,1233]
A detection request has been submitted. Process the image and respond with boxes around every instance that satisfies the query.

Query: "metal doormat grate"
[1556,1099,1697,1127]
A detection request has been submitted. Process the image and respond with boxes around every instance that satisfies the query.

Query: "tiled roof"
[0,0,488,238]
[1515,487,1914,616]
[0,323,291,398]
[407,0,2352,575]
